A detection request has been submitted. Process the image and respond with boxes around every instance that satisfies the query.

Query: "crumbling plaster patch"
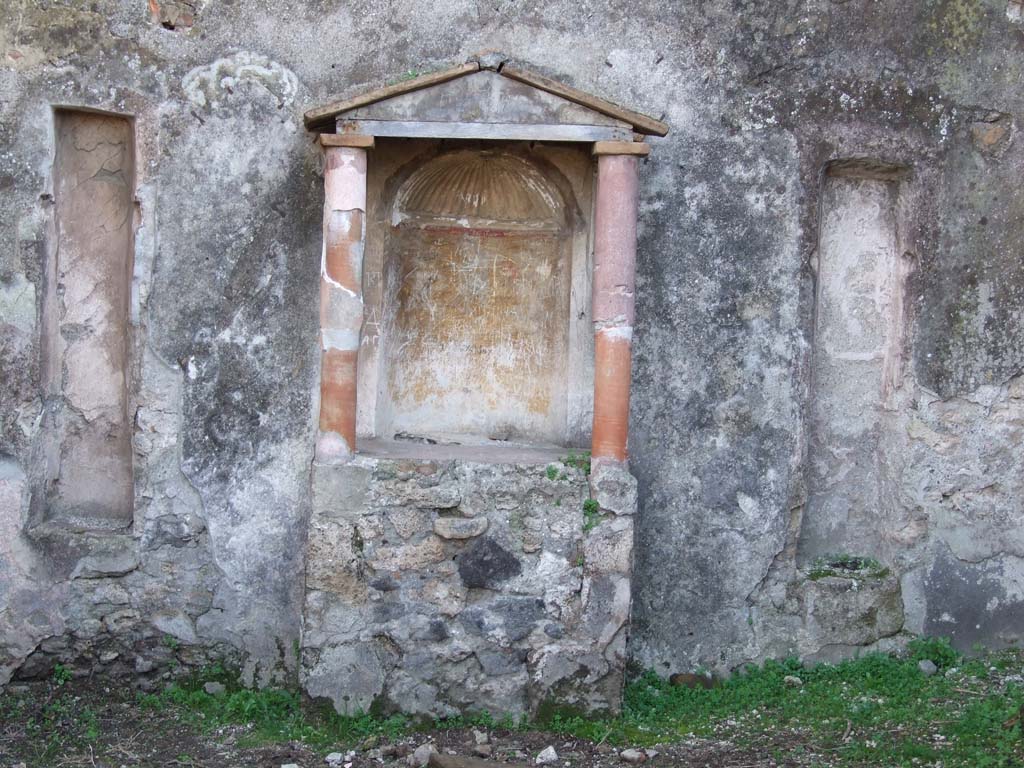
[183,52,298,111]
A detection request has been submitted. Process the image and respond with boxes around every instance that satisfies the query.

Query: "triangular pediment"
[303,56,668,141]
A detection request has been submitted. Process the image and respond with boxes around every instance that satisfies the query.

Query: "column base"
[315,431,355,465]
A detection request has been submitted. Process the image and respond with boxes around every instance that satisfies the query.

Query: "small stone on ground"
[535,745,558,764]
[409,742,438,767]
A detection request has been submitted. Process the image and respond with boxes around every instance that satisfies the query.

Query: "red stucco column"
[591,142,648,463]
[317,135,372,463]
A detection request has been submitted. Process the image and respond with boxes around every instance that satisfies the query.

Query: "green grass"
[139,671,408,750]
[131,643,1024,766]
[544,645,1024,767]
[2,688,101,761]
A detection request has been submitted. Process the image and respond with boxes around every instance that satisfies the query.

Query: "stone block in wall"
[589,460,638,516]
[583,516,634,574]
[303,642,386,715]
[312,463,371,518]
[70,548,140,579]
[300,456,638,717]
[433,516,489,540]
[798,571,904,650]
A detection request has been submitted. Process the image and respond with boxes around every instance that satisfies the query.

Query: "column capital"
[592,140,650,157]
[319,133,375,149]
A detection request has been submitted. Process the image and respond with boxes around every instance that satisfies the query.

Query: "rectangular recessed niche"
[356,140,594,452]
[799,163,908,559]
[42,109,135,528]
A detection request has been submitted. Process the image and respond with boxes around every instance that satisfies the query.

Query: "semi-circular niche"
[393,150,567,231]
[381,149,573,444]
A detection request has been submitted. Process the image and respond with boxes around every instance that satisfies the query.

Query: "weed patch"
[806,553,890,580]
[560,450,591,476]
[583,498,601,532]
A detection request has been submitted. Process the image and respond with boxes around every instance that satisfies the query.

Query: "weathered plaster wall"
[630,1,1024,674]
[1,0,1023,695]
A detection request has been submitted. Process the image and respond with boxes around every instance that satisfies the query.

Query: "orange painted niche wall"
[357,141,595,448]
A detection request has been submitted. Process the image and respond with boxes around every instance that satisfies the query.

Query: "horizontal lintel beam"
[337,119,630,143]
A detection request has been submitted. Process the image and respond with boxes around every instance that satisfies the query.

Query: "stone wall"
[0,0,1023,704]
[301,456,636,717]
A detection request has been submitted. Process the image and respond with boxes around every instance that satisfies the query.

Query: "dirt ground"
[0,680,793,768]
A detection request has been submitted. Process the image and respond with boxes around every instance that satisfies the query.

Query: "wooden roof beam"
[500,66,668,137]
[304,62,480,130]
